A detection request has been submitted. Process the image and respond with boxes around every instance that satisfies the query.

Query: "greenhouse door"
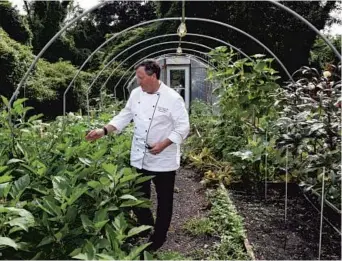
[166,66,190,110]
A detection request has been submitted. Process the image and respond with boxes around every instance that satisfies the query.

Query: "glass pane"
[170,69,185,100]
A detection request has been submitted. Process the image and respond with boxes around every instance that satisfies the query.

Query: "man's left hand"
[149,142,165,155]
[149,139,173,155]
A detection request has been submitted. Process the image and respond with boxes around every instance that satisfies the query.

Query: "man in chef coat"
[86,59,190,251]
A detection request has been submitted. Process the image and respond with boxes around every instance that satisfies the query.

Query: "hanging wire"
[285,141,289,223]
[318,167,326,259]
[265,131,268,200]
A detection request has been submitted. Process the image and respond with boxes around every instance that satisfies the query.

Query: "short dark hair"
[135,59,161,79]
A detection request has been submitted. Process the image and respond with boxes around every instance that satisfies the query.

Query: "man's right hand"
[85,128,104,141]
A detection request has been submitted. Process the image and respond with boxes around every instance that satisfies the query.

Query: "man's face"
[136,66,156,93]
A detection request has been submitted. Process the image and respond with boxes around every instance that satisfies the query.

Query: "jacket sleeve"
[167,97,190,144]
[108,91,135,132]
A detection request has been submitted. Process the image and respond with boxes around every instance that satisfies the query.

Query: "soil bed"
[150,167,215,258]
[228,182,341,260]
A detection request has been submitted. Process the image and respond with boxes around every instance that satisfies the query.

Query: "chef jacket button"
[153,105,155,108]
[137,149,139,151]
[138,102,140,104]
[145,130,147,132]
[135,114,137,116]
[149,118,151,120]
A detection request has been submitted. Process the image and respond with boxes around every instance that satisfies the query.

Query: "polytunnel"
[1,1,341,260]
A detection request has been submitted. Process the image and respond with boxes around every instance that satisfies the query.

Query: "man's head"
[135,59,161,93]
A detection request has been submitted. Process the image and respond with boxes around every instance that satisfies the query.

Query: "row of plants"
[0,97,157,259]
[183,46,341,210]
[183,185,249,260]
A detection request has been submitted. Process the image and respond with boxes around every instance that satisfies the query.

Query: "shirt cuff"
[108,120,122,133]
[168,131,183,145]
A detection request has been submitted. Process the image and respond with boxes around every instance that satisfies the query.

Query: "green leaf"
[84,240,96,260]
[120,199,144,208]
[127,225,152,238]
[72,253,88,260]
[7,158,24,165]
[1,95,9,107]
[20,164,39,176]
[67,184,88,206]
[5,216,35,232]
[99,177,111,186]
[94,220,110,230]
[11,174,30,197]
[0,182,11,198]
[125,243,150,260]
[91,147,107,161]
[81,214,93,232]
[79,157,92,166]
[28,113,43,123]
[0,236,19,250]
[65,206,78,223]
[0,174,12,183]
[37,236,55,247]
[135,175,154,184]
[102,163,117,175]
[96,254,115,260]
[52,176,71,202]
[120,194,138,201]
[39,196,62,216]
[13,98,28,108]
[120,174,138,184]
[87,180,101,189]
[143,250,154,260]
[105,224,118,250]
[0,165,9,174]
[94,208,107,223]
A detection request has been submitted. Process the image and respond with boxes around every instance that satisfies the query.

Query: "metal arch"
[9,2,340,108]
[185,17,295,80]
[97,51,216,112]
[112,47,212,101]
[86,40,212,97]
[9,15,294,115]
[8,2,106,107]
[118,48,215,101]
[94,48,212,112]
[62,18,183,116]
[267,0,341,60]
[96,32,252,96]
[85,41,212,117]
[60,17,297,115]
[123,52,218,94]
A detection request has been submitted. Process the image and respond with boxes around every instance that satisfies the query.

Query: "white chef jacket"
[108,81,190,172]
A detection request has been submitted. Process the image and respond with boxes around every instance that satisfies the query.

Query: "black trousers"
[135,168,176,245]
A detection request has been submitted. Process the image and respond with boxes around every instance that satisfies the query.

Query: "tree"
[0,1,32,45]
[154,1,338,78]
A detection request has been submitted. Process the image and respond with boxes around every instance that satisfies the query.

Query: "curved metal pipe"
[8,2,106,108]
[63,18,184,116]
[97,52,216,114]
[98,33,252,95]
[112,47,211,101]
[10,3,340,109]
[267,0,341,60]
[88,40,212,95]
[63,17,296,115]
[95,48,212,113]
[85,41,212,118]
[123,52,217,94]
